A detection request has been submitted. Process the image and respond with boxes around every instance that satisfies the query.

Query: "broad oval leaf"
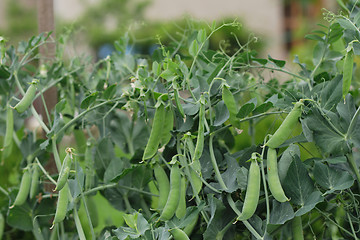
[80,92,99,109]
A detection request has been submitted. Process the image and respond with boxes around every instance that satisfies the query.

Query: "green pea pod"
[86,196,98,228]
[189,168,202,196]
[193,95,205,164]
[160,164,181,221]
[13,79,38,113]
[0,213,4,240]
[265,100,303,149]
[1,106,13,164]
[343,49,354,100]
[267,148,288,202]
[183,212,199,236]
[148,180,159,210]
[143,103,165,160]
[292,216,304,240]
[237,158,260,221]
[54,148,73,192]
[222,85,240,128]
[175,176,187,219]
[154,164,170,210]
[160,107,174,146]
[174,89,185,119]
[10,168,31,208]
[84,141,95,191]
[170,228,190,240]
[29,163,40,200]
[52,183,69,228]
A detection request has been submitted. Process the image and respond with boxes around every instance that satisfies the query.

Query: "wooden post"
[36,0,57,124]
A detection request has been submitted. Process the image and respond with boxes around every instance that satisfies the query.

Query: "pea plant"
[1,3,360,239]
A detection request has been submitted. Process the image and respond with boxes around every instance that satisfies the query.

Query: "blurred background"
[0,0,338,63]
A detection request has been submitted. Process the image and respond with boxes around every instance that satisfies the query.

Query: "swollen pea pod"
[10,168,31,208]
[54,148,73,192]
[342,48,354,100]
[267,148,288,202]
[175,176,187,219]
[51,183,69,228]
[154,164,170,210]
[29,163,40,200]
[193,95,205,164]
[84,141,95,191]
[160,107,174,146]
[169,228,190,240]
[183,212,199,236]
[143,103,165,160]
[237,155,260,221]
[174,88,185,119]
[13,79,38,113]
[292,216,304,240]
[265,100,304,149]
[0,213,3,240]
[189,168,202,196]
[148,180,159,210]
[1,106,13,164]
[160,164,181,221]
[222,84,240,128]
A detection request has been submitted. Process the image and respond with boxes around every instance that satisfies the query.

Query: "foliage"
[1,2,360,239]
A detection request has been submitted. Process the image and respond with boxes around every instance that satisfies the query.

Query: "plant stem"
[209,135,228,191]
[346,153,360,190]
[73,205,86,240]
[35,157,57,185]
[347,212,358,240]
[259,150,270,227]
[226,194,263,239]
[346,105,360,140]
[32,217,45,240]
[55,98,122,140]
[83,183,117,196]
[52,138,62,171]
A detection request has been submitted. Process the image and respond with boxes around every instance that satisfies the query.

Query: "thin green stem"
[346,105,360,139]
[35,157,57,185]
[75,159,95,240]
[31,106,50,134]
[0,186,9,197]
[117,184,158,197]
[73,205,86,240]
[259,147,270,227]
[52,138,62,171]
[32,217,45,240]
[346,153,360,190]
[315,207,354,237]
[347,212,358,240]
[55,98,122,140]
[83,183,117,196]
[40,92,52,128]
[226,194,263,239]
[209,135,228,191]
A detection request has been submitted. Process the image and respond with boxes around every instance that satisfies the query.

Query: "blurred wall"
[145,0,285,58]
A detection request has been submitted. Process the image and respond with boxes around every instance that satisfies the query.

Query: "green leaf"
[314,162,354,195]
[103,84,117,99]
[283,155,315,206]
[203,195,236,240]
[152,61,161,76]
[268,55,286,68]
[253,102,273,115]
[269,200,294,225]
[55,99,66,113]
[324,156,347,164]
[189,39,199,57]
[337,18,358,32]
[221,155,241,193]
[305,34,324,42]
[294,191,324,216]
[310,75,342,110]
[80,92,99,109]
[278,144,300,182]
[237,98,257,118]
[302,108,348,155]
[251,58,268,65]
[342,49,353,99]
[7,206,33,231]
[213,100,230,127]
[197,29,207,43]
[104,157,125,183]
